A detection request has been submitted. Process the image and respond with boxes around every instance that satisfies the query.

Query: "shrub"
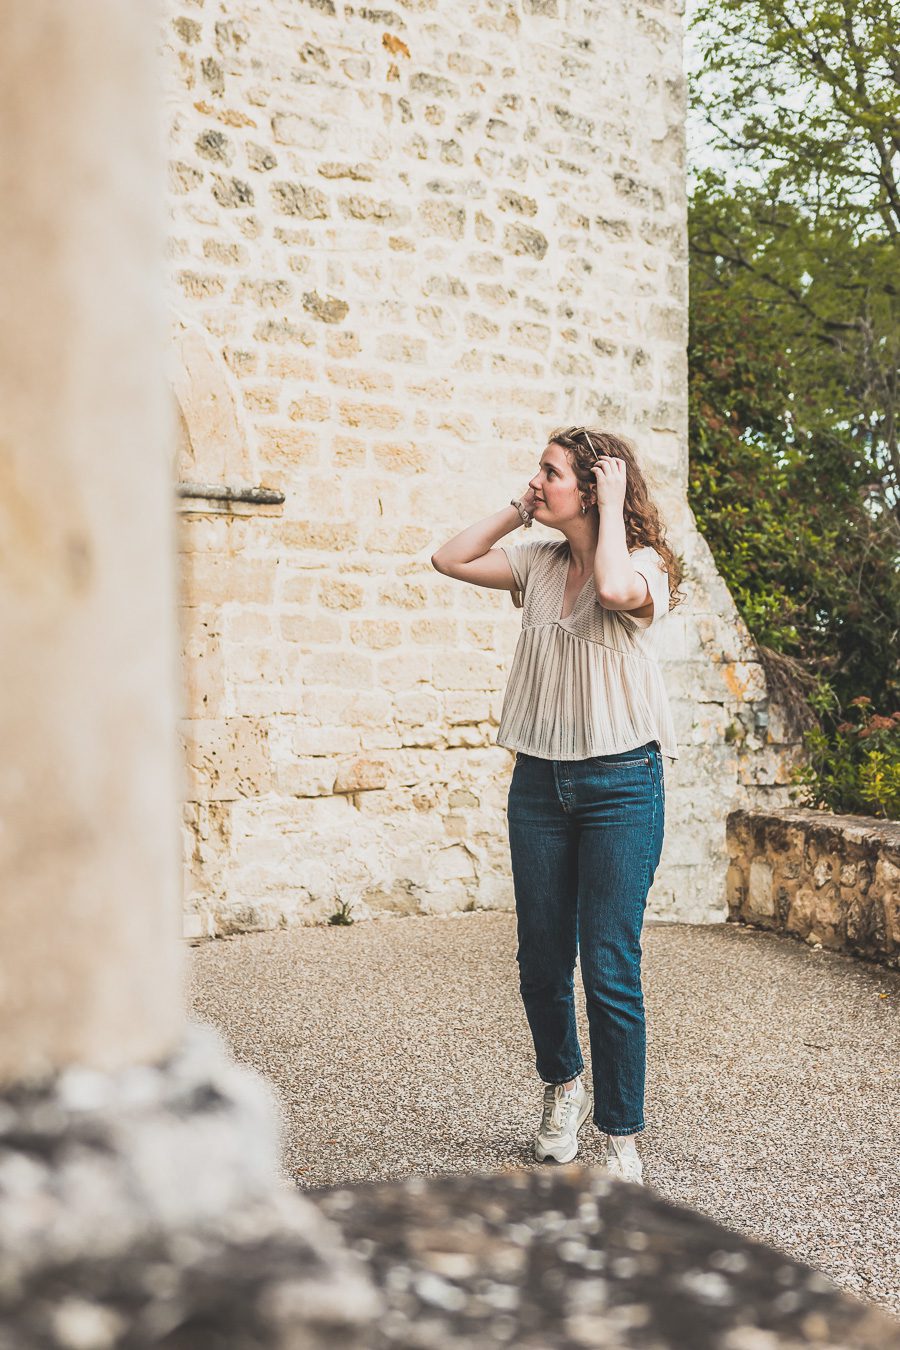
[788,697,900,821]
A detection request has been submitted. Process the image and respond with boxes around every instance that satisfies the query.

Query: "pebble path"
[188,913,900,1319]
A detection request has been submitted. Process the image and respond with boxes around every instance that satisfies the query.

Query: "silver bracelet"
[510,498,533,528]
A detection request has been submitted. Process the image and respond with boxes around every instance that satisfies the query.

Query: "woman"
[431,426,682,1184]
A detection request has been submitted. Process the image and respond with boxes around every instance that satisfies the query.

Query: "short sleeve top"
[496,539,678,761]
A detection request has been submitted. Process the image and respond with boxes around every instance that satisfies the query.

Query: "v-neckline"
[557,549,594,623]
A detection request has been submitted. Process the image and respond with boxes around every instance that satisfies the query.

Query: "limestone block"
[432,652,505,692]
[183,908,217,938]
[844,888,886,952]
[318,578,367,608]
[395,689,441,727]
[333,757,391,794]
[360,880,422,916]
[446,725,493,748]
[228,640,288,685]
[874,852,900,895]
[350,619,403,649]
[0,1022,384,1340]
[313,688,394,729]
[736,745,798,786]
[303,650,375,688]
[363,525,433,555]
[444,692,494,724]
[226,609,273,642]
[229,683,301,717]
[665,659,728,700]
[875,854,900,947]
[376,650,432,689]
[475,873,514,910]
[282,613,343,644]
[179,613,227,718]
[272,758,337,797]
[182,514,266,556]
[763,697,810,745]
[410,616,459,645]
[179,554,277,607]
[784,886,816,937]
[180,718,273,800]
[747,858,774,919]
[170,321,252,484]
[291,723,361,756]
[813,856,837,889]
[725,862,745,910]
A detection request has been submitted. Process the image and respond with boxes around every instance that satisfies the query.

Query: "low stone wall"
[726,808,900,966]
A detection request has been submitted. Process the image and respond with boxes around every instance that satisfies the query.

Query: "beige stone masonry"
[727,809,900,967]
[164,0,807,938]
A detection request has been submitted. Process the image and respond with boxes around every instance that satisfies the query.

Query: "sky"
[683,0,738,186]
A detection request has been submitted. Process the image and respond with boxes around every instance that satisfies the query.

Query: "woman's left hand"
[591,457,628,511]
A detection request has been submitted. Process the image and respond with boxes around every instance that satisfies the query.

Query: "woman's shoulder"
[629,543,669,579]
[502,537,565,571]
[509,537,565,556]
[628,543,664,562]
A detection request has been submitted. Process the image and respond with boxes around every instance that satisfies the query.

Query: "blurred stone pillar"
[0,0,183,1080]
[0,6,378,1342]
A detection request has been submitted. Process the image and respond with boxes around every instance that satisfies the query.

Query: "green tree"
[687,0,900,813]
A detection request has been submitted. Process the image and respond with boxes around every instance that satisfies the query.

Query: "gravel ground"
[187,913,900,1319]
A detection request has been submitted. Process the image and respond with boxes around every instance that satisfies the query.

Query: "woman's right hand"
[519,484,540,514]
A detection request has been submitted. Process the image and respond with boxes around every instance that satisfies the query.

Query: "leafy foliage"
[687,0,899,817]
[789,698,900,818]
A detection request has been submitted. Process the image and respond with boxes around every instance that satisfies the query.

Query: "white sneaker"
[605,1133,644,1184]
[534,1077,593,1163]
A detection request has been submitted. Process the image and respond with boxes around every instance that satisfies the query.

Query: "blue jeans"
[506,740,665,1136]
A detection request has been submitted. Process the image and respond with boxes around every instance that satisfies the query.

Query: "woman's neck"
[562,520,600,574]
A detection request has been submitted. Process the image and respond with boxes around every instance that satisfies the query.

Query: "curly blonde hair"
[548,425,685,613]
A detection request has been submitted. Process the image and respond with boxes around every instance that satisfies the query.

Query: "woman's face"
[528,443,591,523]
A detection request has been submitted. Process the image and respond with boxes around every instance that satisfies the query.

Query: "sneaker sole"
[605,1165,645,1185]
[533,1093,593,1163]
[605,1153,645,1185]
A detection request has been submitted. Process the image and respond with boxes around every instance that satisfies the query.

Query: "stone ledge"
[0,1020,377,1344]
[726,808,900,966]
[315,1165,898,1349]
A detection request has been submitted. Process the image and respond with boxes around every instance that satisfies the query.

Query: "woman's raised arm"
[431,504,526,591]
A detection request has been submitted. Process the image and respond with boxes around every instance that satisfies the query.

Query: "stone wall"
[726,809,900,966]
[165,0,804,939]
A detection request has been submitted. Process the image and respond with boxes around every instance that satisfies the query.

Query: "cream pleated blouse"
[497,538,679,762]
